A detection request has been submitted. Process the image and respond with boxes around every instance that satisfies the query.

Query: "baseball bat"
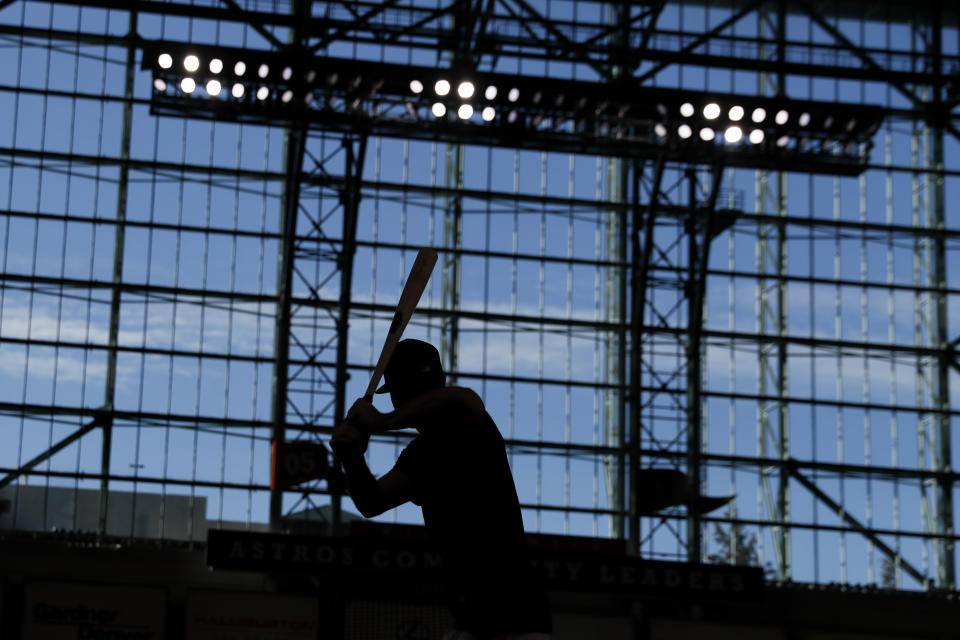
[363,247,438,401]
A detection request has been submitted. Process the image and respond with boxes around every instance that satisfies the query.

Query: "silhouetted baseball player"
[331,339,552,640]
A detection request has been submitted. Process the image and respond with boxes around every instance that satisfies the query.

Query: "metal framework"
[0,0,957,592]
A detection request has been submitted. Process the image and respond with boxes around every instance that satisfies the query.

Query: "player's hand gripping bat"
[271,248,438,490]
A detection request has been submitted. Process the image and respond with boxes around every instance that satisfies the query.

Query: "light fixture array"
[652,95,882,161]
[143,42,886,174]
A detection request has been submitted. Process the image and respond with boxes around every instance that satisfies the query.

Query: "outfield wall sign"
[22,582,165,640]
[208,529,764,602]
[186,590,318,640]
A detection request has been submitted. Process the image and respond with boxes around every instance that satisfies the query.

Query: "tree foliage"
[880,555,896,588]
[706,510,775,578]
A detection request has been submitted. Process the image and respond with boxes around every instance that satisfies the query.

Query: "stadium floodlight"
[142,42,886,174]
[457,81,475,99]
[183,54,200,72]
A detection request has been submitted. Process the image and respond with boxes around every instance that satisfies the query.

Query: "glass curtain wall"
[0,0,956,590]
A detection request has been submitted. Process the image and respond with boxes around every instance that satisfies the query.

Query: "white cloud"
[0,349,107,384]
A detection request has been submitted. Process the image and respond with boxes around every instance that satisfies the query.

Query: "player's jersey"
[393,411,553,636]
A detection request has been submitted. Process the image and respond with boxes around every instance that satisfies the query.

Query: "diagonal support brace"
[0,411,110,491]
[788,459,929,587]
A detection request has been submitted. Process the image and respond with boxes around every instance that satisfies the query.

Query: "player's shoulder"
[447,386,486,420]
[448,385,483,403]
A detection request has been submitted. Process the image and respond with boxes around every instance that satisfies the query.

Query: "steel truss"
[0,0,956,590]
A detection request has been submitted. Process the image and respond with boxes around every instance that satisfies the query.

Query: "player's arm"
[347,386,485,435]
[330,423,413,518]
[340,458,413,518]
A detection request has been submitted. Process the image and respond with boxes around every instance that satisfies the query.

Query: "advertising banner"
[652,619,785,640]
[22,582,165,640]
[186,590,319,640]
[208,529,765,602]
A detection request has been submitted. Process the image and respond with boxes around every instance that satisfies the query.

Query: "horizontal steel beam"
[3,460,957,551]
[6,464,957,548]
[1,299,952,359]
[1,401,957,479]
[2,211,958,299]
[7,129,960,195]
[1,276,955,386]
[10,0,956,82]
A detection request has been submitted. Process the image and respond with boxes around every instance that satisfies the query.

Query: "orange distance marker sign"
[271,440,329,490]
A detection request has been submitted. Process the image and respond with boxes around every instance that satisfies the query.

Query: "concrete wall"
[1,485,208,540]
[1,530,957,640]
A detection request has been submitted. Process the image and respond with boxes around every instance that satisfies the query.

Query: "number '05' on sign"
[271,441,329,489]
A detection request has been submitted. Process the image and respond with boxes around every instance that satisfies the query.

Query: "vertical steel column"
[755,0,790,579]
[441,2,475,388]
[755,162,790,579]
[99,9,138,534]
[442,144,463,382]
[627,158,662,553]
[685,165,723,563]
[911,82,934,583]
[268,0,312,531]
[929,2,954,588]
[775,177,790,580]
[630,156,664,553]
[628,162,642,553]
[602,2,629,542]
[604,155,627,541]
[685,169,703,562]
[269,125,307,529]
[330,136,369,534]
